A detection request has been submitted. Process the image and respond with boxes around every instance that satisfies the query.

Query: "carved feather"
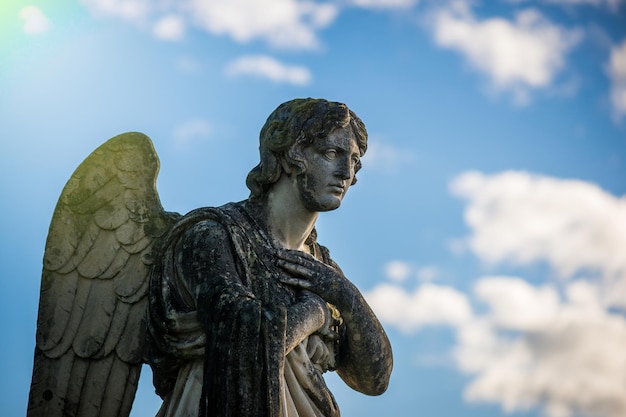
[28,132,180,417]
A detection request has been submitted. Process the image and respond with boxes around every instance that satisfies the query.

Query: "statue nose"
[337,159,353,180]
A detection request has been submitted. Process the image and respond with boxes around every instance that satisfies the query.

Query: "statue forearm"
[284,291,329,353]
[274,248,393,392]
[334,281,393,396]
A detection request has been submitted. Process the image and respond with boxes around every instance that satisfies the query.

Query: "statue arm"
[175,220,329,354]
[171,220,338,415]
[284,290,331,353]
[175,220,252,305]
[276,249,393,395]
[331,273,392,395]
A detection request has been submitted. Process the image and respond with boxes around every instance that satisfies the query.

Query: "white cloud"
[456,277,626,417]
[370,275,626,417]
[225,55,312,85]
[189,0,338,49]
[375,172,626,417]
[173,118,212,150]
[365,283,473,333]
[349,0,419,9]
[81,0,150,21]
[81,0,337,49]
[19,6,51,35]
[450,170,626,308]
[447,172,626,416]
[384,260,413,282]
[383,260,440,283]
[417,266,439,282]
[511,0,623,9]
[474,277,561,331]
[429,5,582,103]
[80,1,334,84]
[607,39,626,121]
[153,15,185,41]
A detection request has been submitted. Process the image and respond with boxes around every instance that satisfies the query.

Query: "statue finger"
[278,277,312,289]
[276,259,314,277]
[277,248,317,264]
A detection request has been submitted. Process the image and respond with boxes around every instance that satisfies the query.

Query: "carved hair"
[246,98,368,202]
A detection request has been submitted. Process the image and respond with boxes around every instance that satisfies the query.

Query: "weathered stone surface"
[29,99,392,417]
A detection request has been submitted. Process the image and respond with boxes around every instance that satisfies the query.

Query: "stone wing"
[28,132,180,417]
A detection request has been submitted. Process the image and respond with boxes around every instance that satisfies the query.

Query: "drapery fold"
[147,202,338,417]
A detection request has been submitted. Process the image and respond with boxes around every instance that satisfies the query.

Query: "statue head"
[246,98,368,202]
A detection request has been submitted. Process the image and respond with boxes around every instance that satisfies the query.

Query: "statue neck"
[264,175,318,251]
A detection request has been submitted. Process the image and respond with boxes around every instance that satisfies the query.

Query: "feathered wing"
[28,132,180,417]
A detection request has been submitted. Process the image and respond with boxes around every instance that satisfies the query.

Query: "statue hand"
[298,290,338,342]
[276,249,348,307]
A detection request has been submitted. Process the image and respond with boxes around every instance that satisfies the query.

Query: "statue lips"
[328,183,346,197]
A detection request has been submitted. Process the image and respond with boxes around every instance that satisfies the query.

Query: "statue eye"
[324,149,337,160]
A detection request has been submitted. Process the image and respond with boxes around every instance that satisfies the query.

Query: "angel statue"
[27,98,393,417]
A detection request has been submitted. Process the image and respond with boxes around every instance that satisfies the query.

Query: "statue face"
[296,126,361,212]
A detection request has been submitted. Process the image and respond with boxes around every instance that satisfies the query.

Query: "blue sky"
[1,1,625,416]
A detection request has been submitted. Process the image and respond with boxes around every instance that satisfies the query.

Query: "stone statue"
[28,98,393,417]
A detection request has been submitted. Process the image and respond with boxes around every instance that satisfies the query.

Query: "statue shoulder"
[162,203,244,253]
[177,218,234,264]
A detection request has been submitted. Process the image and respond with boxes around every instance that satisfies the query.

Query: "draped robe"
[147,201,341,417]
